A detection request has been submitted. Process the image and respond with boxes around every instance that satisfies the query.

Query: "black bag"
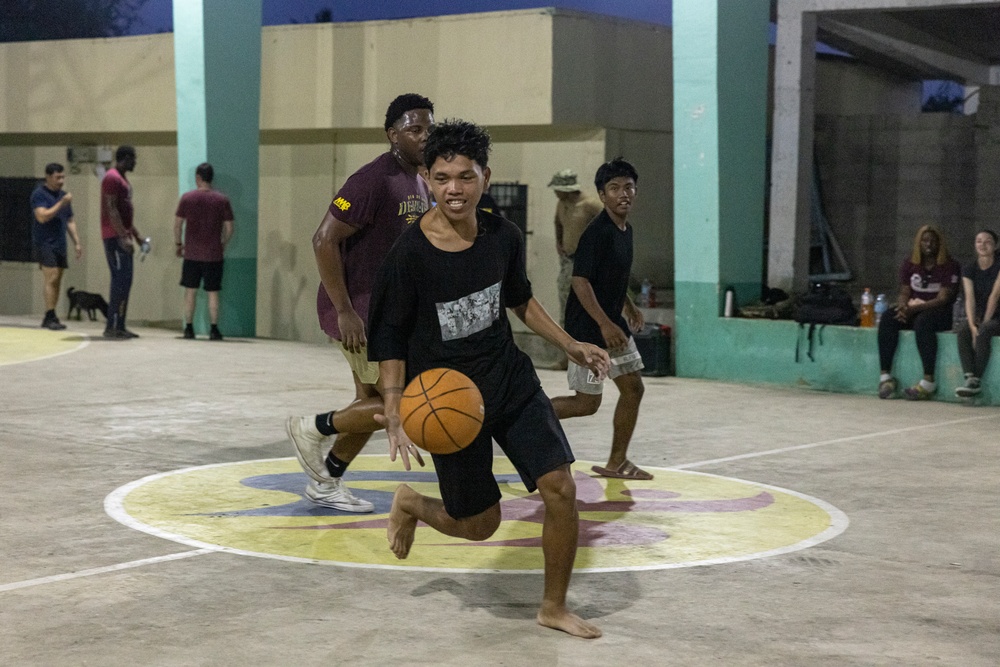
[794,284,857,361]
[794,284,857,325]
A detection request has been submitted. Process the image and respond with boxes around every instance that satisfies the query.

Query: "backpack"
[794,283,857,361]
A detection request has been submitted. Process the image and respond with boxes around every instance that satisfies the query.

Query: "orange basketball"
[399,368,485,455]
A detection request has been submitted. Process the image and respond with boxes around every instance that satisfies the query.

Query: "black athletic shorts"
[432,388,575,520]
[180,260,224,291]
[35,245,67,269]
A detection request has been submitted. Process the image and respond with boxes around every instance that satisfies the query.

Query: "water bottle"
[139,237,151,262]
[638,279,652,308]
[952,293,966,332]
[874,293,888,326]
[859,288,875,327]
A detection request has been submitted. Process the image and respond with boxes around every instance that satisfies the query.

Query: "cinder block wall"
[814,104,993,297]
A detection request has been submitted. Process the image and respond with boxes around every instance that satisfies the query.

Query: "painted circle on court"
[106,456,847,572]
[0,326,88,366]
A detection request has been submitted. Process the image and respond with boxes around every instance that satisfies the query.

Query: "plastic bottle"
[874,293,888,326]
[724,287,735,317]
[952,293,966,332]
[639,279,652,308]
[859,288,875,327]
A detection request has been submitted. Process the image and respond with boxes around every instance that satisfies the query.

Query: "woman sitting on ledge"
[955,229,1000,398]
[877,224,960,400]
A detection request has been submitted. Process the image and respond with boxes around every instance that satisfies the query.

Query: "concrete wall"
[815,57,922,115]
[0,10,672,341]
[552,13,674,292]
[815,111,983,297]
[0,35,175,133]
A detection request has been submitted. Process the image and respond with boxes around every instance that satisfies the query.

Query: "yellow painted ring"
[0,326,88,367]
[107,456,847,572]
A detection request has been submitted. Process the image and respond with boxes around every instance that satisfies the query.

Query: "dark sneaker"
[955,377,981,398]
[44,318,67,331]
[183,325,195,339]
[103,329,126,340]
[119,329,139,339]
[209,326,223,341]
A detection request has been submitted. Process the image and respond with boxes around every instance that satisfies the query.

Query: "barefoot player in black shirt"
[368,120,610,639]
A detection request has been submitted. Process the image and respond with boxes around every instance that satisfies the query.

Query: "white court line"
[0,549,212,593]
[12,413,993,587]
[674,413,1000,470]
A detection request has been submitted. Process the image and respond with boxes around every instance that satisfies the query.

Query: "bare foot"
[537,605,602,639]
[387,484,418,560]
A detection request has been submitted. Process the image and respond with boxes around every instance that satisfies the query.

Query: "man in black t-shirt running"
[368,120,609,639]
[551,158,652,481]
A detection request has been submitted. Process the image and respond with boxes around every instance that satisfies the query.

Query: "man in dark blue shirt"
[31,162,82,330]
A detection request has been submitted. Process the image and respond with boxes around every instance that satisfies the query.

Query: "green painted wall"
[673,0,769,372]
[174,0,261,337]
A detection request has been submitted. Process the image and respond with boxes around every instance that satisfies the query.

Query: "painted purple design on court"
[259,471,774,548]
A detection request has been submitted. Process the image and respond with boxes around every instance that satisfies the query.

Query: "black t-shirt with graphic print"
[367,209,540,424]
[564,209,633,348]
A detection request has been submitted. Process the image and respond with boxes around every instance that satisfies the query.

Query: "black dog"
[67,287,109,321]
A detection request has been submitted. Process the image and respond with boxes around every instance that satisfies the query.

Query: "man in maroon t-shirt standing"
[173,163,235,341]
[100,145,144,339]
[286,93,434,512]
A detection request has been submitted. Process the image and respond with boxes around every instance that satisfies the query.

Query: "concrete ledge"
[678,315,999,405]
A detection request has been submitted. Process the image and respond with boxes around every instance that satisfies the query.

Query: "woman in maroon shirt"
[877,225,960,400]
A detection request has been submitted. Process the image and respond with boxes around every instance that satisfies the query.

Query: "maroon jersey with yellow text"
[316,151,430,339]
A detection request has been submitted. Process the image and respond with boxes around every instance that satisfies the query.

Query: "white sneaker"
[286,416,331,483]
[305,478,374,513]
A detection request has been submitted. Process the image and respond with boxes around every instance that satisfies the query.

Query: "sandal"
[591,460,654,481]
[877,377,897,399]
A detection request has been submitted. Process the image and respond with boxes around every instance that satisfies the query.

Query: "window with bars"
[0,178,38,262]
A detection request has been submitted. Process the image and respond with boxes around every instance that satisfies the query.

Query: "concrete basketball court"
[1,314,997,666]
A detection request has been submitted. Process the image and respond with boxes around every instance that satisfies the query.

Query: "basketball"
[399,368,485,455]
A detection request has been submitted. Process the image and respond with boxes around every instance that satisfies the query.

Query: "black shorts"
[432,388,575,520]
[35,246,67,269]
[180,260,224,291]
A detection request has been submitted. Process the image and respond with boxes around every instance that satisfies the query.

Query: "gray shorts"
[567,336,644,394]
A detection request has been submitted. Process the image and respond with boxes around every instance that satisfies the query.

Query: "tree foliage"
[0,0,149,43]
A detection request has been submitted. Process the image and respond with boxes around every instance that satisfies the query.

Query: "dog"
[66,287,109,321]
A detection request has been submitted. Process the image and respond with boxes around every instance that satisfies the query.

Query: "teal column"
[174,0,261,337]
[672,0,769,376]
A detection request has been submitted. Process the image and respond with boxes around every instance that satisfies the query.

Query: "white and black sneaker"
[955,376,981,398]
[305,478,374,513]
